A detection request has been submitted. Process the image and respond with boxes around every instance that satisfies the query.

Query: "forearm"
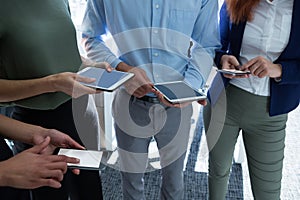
[0,161,10,187]
[189,0,219,87]
[0,160,19,188]
[0,115,44,144]
[0,77,53,102]
[82,35,121,68]
[190,46,216,87]
[81,0,121,67]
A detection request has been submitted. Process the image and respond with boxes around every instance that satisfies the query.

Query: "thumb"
[223,56,240,69]
[228,56,240,67]
[28,136,51,154]
[75,75,96,83]
[94,62,112,71]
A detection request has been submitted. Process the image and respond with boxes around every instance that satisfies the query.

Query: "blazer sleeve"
[274,1,300,85]
[276,60,300,85]
[214,2,230,69]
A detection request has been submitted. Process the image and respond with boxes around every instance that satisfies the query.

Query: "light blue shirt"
[81,0,220,89]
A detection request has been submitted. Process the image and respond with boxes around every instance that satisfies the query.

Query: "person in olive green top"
[0,0,104,200]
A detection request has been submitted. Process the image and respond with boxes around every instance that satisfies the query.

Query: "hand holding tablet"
[77,67,134,92]
[153,81,206,104]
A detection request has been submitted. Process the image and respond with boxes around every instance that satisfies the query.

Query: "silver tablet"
[77,67,134,92]
[153,81,206,104]
[57,148,103,170]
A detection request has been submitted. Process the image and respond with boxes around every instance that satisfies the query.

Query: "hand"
[0,137,79,189]
[240,56,282,78]
[117,62,154,97]
[47,72,102,98]
[220,55,249,79]
[32,129,85,155]
[81,57,113,72]
[197,99,207,106]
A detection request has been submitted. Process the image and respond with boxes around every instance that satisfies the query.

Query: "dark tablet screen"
[154,81,206,103]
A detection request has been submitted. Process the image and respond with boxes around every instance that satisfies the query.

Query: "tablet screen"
[58,148,103,170]
[154,81,206,103]
[78,67,134,91]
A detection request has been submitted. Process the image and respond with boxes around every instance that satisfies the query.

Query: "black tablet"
[77,67,134,92]
[57,148,103,170]
[217,69,250,75]
[153,81,206,104]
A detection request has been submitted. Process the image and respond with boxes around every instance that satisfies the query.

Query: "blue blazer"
[210,1,300,116]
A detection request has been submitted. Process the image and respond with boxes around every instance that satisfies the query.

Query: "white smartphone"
[77,67,134,92]
[56,148,103,170]
[153,81,206,104]
[217,69,250,75]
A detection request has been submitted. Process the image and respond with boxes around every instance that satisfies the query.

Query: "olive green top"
[0,0,82,110]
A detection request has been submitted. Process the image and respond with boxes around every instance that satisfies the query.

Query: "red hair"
[225,0,261,24]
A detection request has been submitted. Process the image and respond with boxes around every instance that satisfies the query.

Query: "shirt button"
[155,4,160,9]
[153,30,158,34]
[154,53,159,57]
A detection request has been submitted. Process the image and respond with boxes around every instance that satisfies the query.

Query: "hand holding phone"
[56,148,103,170]
[219,55,250,78]
[217,68,251,76]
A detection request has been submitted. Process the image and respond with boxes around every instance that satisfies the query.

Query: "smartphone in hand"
[217,69,251,76]
[55,148,103,170]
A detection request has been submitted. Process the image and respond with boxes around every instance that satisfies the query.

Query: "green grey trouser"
[203,84,287,200]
